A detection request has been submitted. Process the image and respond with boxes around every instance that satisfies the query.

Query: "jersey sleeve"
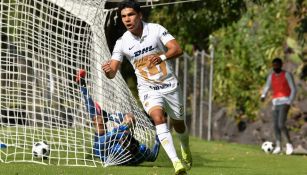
[157,24,175,45]
[261,72,272,98]
[285,72,297,104]
[111,37,124,62]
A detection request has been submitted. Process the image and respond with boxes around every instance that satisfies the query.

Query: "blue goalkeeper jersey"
[94,124,160,165]
[80,86,160,165]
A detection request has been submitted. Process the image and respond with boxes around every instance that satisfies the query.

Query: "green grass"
[1,136,307,175]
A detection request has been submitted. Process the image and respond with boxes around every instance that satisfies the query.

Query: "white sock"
[275,141,281,148]
[176,127,189,150]
[156,123,179,162]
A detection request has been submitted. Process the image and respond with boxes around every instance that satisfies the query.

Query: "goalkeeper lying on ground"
[75,69,160,165]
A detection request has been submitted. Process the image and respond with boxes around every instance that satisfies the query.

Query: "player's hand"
[147,54,162,68]
[101,60,120,79]
[101,60,112,74]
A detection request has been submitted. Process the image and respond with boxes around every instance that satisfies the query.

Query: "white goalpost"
[0,0,156,167]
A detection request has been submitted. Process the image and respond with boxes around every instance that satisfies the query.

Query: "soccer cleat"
[173,160,187,175]
[272,146,281,154]
[286,143,293,155]
[181,146,192,170]
[75,69,86,87]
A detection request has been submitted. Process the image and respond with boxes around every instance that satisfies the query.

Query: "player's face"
[121,8,142,36]
[272,62,282,73]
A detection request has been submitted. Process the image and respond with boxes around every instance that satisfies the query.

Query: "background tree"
[149,0,246,53]
[148,0,306,120]
[106,0,306,122]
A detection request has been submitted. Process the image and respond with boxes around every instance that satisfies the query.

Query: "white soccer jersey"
[112,22,179,93]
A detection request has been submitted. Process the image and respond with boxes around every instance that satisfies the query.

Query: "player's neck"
[273,69,283,75]
[131,23,143,38]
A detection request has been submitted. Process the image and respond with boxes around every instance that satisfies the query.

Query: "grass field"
[1,136,307,175]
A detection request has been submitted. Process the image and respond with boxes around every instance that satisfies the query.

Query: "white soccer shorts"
[139,87,184,121]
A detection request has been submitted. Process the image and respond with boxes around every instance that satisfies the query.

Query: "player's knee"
[150,110,166,125]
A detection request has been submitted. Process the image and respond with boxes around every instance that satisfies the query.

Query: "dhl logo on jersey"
[134,45,155,57]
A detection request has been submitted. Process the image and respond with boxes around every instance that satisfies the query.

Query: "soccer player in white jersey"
[102,0,192,174]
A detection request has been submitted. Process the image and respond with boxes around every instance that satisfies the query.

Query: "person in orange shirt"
[261,57,296,155]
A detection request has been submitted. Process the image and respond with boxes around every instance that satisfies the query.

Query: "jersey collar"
[127,21,148,43]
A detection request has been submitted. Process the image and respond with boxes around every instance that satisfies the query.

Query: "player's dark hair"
[272,57,283,65]
[118,0,141,14]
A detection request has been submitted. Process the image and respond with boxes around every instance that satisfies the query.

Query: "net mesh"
[0,0,155,167]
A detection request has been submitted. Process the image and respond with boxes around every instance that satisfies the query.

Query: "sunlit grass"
[1,135,307,175]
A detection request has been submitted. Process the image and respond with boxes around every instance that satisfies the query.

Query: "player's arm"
[102,37,124,79]
[149,23,183,65]
[286,72,297,104]
[163,39,183,60]
[108,112,135,132]
[102,59,121,79]
[158,24,183,62]
[148,39,183,66]
[261,72,272,100]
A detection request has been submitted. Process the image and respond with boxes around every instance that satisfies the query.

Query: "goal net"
[0,0,156,167]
